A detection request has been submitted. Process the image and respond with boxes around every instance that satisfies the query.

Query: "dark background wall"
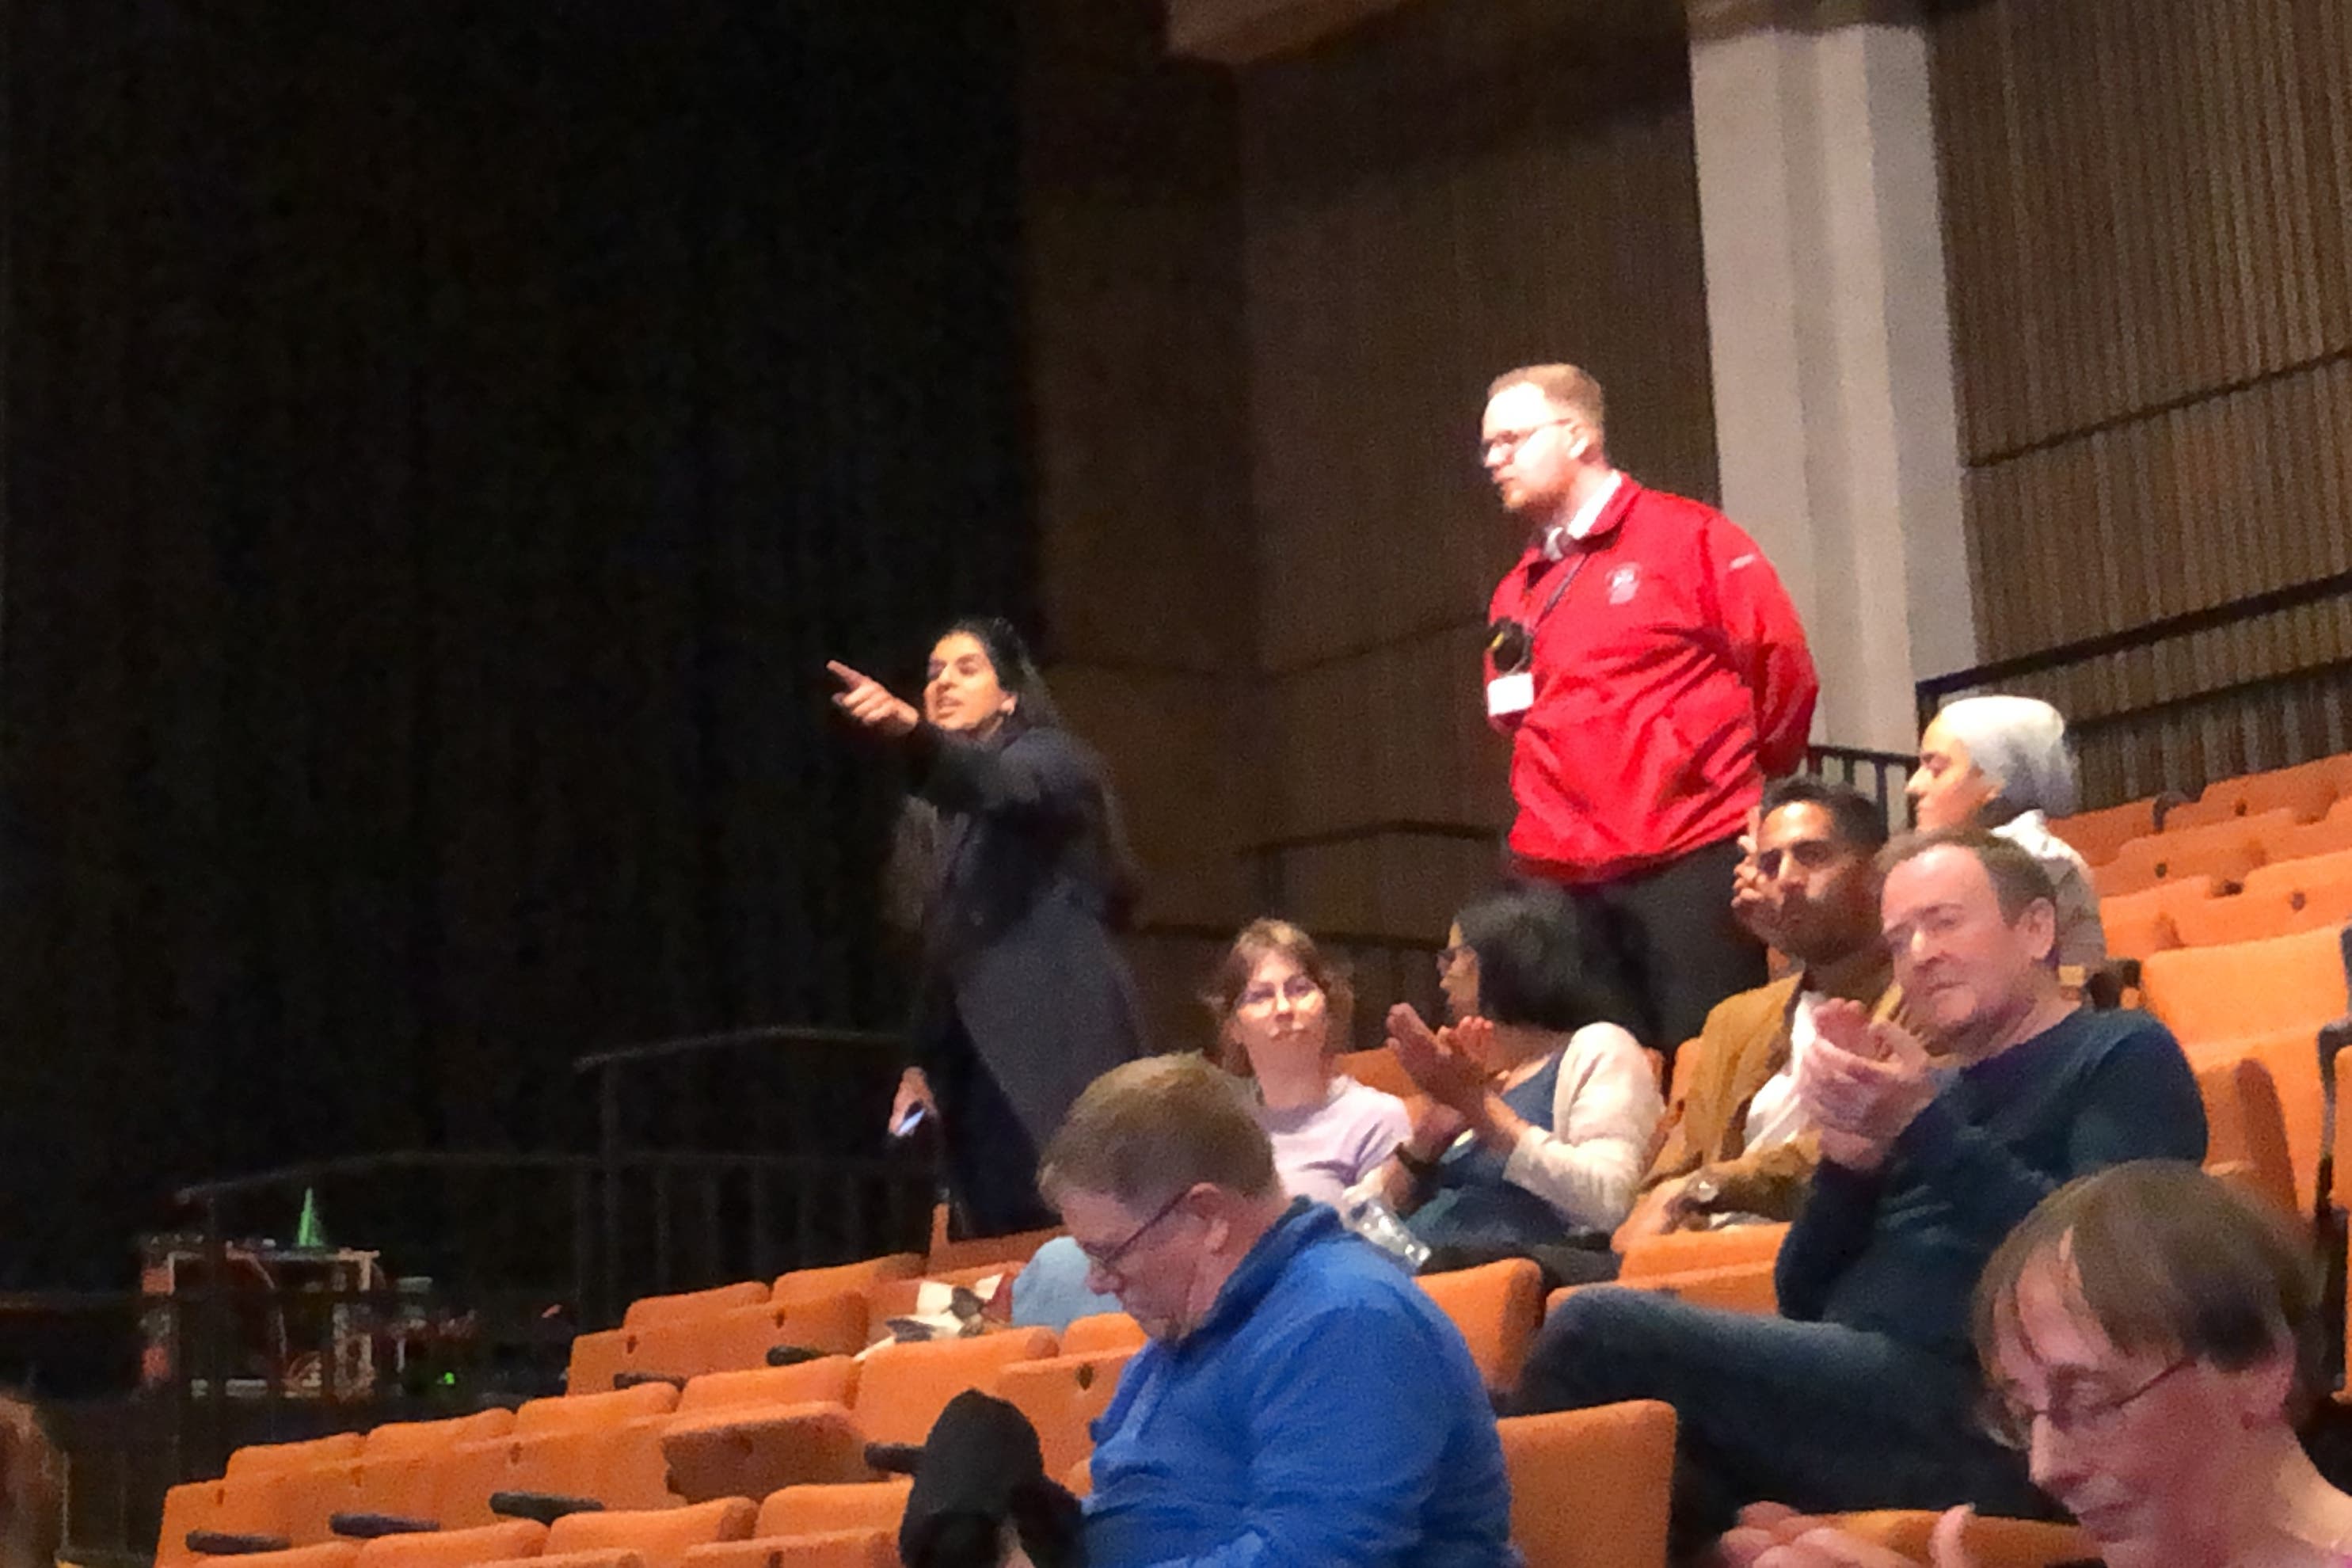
[0,0,1035,1286]
[1930,0,2352,798]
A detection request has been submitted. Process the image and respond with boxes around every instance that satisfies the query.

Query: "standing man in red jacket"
[1479,363,1818,1061]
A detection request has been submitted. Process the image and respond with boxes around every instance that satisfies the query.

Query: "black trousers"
[1551,835,1766,1064]
[932,1011,1060,1241]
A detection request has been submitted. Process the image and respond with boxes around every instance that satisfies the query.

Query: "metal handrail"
[1913,565,2352,726]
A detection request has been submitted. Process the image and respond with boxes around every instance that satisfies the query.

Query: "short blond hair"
[1487,363,1606,444]
[1038,1055,1279,1210]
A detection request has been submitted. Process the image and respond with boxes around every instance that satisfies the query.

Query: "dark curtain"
[0,0,1034,1286]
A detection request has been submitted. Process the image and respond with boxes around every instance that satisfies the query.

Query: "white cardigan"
[1495,1021,1663,1229]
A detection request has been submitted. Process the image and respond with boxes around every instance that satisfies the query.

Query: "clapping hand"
[827,660,920,738]
[1387,1003,1490,1117]
[1796,999,1938,1171]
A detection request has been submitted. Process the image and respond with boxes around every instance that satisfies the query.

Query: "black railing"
[1914,566,2352,733]
[1803,744,1916,835]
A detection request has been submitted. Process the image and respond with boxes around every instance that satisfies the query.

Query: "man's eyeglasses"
[1975,1356,2191,1451]
[1479,417,1574,462]
[1077,1186,1194,1283]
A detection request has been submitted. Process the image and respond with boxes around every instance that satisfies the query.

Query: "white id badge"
[1486,671,1534,718]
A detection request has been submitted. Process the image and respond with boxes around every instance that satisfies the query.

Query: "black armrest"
[489,1491,605,1524]
[764,1344,824,1368]
[612,1370,687,1391]
[185,1532,292,1555]
[864,1441,925,1475]
[330,1513,440,1539]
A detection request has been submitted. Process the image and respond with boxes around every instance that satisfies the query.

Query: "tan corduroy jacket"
[1641,961,1901,1221]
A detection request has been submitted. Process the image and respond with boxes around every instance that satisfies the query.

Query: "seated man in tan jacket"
[1611,775,1897,1247]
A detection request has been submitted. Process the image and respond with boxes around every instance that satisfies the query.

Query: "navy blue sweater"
[1775,1007,2205,1361]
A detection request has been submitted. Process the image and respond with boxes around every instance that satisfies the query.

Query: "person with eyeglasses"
[1718,1160,2352,1567]
[1478,363,1818,1071]
[1512,830,2204,1558]
[1010,919,1412,1330]
[1040,1053,1516,1566]
[1350,883,1660,1277]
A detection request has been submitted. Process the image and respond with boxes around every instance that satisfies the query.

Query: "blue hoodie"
[1083,1199,1517,1566]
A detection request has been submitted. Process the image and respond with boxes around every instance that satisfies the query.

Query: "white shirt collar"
[1539,470,1625,560]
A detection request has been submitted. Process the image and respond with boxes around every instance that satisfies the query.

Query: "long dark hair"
[883,617,1140,938]
[1453,883,1622,1033]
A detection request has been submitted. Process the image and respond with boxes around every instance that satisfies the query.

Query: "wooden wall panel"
[1233,0,1713,931]
[1931,0,2352,801]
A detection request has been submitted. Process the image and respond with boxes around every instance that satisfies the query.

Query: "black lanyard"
[1520,536,1606,631]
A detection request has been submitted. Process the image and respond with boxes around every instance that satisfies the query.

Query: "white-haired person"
[1908,695,2105,972]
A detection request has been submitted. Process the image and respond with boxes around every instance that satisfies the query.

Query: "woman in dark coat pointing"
[829,617,1147,1238]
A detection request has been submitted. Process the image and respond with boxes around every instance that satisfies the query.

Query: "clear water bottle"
[1342,1194,1431,1273]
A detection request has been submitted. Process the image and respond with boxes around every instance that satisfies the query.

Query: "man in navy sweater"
[1512,829,2205,1553]
[1042,1054,1516,1567]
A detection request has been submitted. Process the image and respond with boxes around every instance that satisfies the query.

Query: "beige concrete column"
[1688,0,1976,752]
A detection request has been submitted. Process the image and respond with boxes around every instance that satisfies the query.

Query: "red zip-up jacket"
[1484,478,1818,885]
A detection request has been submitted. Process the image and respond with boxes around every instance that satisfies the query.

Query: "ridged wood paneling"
[1931,0,2352,799]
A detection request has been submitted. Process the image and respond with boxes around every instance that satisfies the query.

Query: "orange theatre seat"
[991,1348,1136,1482]
[2097,875,2221,961]
[2141,926,2350,1056]
[1830,1509,2095,1566]
[2193,1054,2299,1220]
[1059,1312,1147,1356]
[2044,796,2160,867]
[1417,1258,1544,1395]
[225,1435,371,1482]
[1498,1402,1676,1568]
[656,1359,862,1504]
[439,1382,685,1529]
[2170,877,2352,950]
[160,1474,299,1568]
[771,1255,925,1308]
[624,1282,773,1330]
[352,1520,546,1568]
[922,1212,1062,1274]
[2165,755,2352,832]
[469,1500,758,1568]
[660,1329,1059,1501]
[2262,797,2352,864]
[2091,810,2296,900]
[678,1481,911,1568]
[189,1544,363,1568]
[1335,1045,1418,1102]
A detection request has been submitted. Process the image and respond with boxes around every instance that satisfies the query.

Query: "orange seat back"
[622,1281,771,1330]
[770,1254,924,1309]
[2243,846,2352,900]
[1618,1224,1788,1283]
[2096,875,2221,961]
[2046,797,2160,866]
[752,1479,912,1537]
[628,1292,869,1379]
[513,1380,681,1438]
[2171,883,2352,949]
[852,1328,1059,1447]
[675,1357,860,1417]
[2142,926,2349,1052]
[686,1532,895,1568]
[2166,758,2351,832]
[157,1475,291,1568]
[361,1409,516,1459]
[2261,798,2352,864]
[923,1214,1062,1274]
[1060,1312,1147,1356]
[2193,1054,2299,1220]
[1833,1508,2095,1566]
[991,1349,1135,1482]
[1498,1402,1675,1568]
[223,1433,367,1482]
[2190,1032,2323,1216]
[547,1500,757,1568]
[2093,811,2294,899]
[192,1545,361,1568]
[353,1520,546,1568]
[1417,1258,1544,1393]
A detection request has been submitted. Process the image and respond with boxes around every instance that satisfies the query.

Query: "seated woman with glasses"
[1718,1161,2352,1568]
[1010,919,1410,1330]
[1352,883,1662,1278]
